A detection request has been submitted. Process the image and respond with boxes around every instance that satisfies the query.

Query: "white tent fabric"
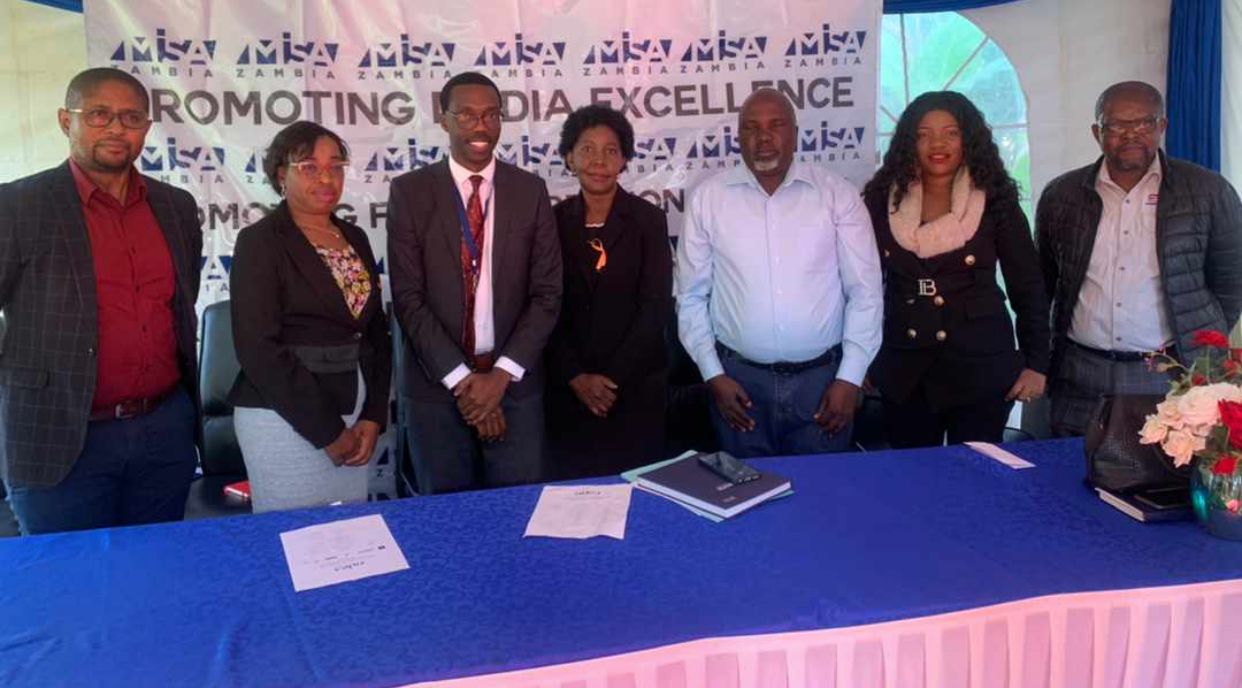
[1224,0,1242,187]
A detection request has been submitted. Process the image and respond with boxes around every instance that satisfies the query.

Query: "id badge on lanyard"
[453,188,490,290]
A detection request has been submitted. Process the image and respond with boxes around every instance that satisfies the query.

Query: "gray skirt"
[234,368,369,514]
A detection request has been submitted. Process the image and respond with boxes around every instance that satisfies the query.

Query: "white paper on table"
[964,441,1036,469]
[524,484,633,540]
[279,514,410,592]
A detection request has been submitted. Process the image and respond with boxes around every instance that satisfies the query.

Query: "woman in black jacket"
[862,91,1049,448]
[229,121,391,512]
[546,106,673,478]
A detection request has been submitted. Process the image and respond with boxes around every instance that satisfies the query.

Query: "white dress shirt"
[675,161,883,386]
[1069,156,1173,351]
[441,156,525,389]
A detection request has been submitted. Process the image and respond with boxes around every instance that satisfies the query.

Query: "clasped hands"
[453,368,513,442]
[323,419,381,467]
[569,373,618,418]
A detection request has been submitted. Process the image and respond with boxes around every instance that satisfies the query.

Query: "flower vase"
[1190,457,1242,540]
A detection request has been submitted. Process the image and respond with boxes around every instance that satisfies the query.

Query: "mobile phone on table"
[697,451,761,485]
[1132,486,1190,510]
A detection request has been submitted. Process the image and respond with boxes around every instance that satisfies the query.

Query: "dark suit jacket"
[864,188,1050,409]
[1036,152,1242,378]
[0,162,202,488]
[386,159,561,402]
[546,188,672,387]
[227,202,391,449]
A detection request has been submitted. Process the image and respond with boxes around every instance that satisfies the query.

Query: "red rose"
[1192,373,1207,386]
[1214,456,1239,475]
[1221,401,1242,450]
[1232,348,1242,364]
[1194,330,1230,349]
[1226,360,1240,376]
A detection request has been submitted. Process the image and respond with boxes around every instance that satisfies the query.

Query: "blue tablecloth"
[1,439,1240,687]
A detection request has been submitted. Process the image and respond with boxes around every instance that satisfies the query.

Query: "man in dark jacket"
[0,68,202,533]
[1036,81,1242,436]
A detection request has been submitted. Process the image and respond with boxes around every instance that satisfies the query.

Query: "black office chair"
[184,300,251,519]
[390,307,425,496]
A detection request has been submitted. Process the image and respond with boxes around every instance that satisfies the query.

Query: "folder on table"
[627,452,791,520]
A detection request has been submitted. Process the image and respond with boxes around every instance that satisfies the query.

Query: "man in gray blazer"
[387,72,561,493]
[0,68,202,534]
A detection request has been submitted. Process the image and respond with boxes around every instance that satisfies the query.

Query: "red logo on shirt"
[1146,193,1159,206]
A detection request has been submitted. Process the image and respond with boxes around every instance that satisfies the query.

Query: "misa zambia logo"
[140,137,226,173]
[359,35,456,68]
[687,127,743,159]
[584,32,675,64]
[237,32,339,66]
[495,136,562,168]
[785,23,867,56]
[110,28,216,64]
[680,30,767,62]
[632,136,678,161]
[474,33,566,66]
[364,139,444,172]
[242,149,269,175]
[798,125,866,153]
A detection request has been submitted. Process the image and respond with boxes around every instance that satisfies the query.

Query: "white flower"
[1175,383,1242,429]
[1155,398,1185,430]
[1139,414,1168,445]
[1162,429,1200,467]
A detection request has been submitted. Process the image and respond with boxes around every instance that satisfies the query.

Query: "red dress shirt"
[69,160,180,413]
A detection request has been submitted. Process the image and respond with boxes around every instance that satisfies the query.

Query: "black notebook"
[1096,486,1193,523]
[635,453,790,519]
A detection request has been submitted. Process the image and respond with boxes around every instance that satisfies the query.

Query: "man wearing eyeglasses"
[0,68,203,533]
[387,71,561,493]
[1036,81,1242,436]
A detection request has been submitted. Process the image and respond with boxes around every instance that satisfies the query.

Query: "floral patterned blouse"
[315,244,372,318]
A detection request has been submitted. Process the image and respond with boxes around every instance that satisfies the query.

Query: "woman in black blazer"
[229,121,391,512]
[861,91,1050,448]
[546,106,673,478]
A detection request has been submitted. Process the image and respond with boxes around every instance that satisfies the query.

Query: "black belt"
[716,343,842,375]
[1068,339,1172,363]
[90,386,177,422]
[291,341,361,374]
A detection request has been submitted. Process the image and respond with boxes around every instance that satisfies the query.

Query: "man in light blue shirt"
[676,89,883,457]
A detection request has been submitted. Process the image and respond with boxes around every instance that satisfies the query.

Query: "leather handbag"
[1084,394,1190,493]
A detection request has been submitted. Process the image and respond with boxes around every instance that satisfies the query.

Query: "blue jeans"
[6,387,198,535]
[710,346,852,458]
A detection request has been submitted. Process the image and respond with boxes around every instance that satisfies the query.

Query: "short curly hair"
[557,105,636,161]
[863,91,1018,209]
[261,121,350,197]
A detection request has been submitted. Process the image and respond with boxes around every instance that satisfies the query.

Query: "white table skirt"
[412,579,1242,688]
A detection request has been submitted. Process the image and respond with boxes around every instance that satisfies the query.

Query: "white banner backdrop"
[83,0,879,310]
[82,0,877,498]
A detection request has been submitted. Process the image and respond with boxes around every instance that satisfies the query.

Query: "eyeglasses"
[446,109,503,128]
[65,108,150,130]
[573,143,623,162]
[288,160,351,179]
[1098,116,1162,136]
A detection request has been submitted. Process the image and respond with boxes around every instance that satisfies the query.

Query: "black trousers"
[403,391,545,494]
[882,383,1014,449]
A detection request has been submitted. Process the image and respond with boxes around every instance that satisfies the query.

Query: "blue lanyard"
[452,185,491,273]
